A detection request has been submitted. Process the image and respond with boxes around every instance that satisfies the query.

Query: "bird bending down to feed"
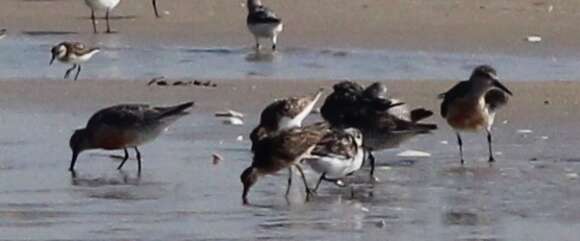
[68,101,194,173]
[241,123,328,205]
[439,65,512,164]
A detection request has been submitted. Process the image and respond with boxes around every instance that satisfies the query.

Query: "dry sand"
[3,0,580,54]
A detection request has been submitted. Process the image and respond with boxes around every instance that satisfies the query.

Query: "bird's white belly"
[247,23,283,38]
[68,50,99,64]
[85,0,120,10]
[307,150,364,179]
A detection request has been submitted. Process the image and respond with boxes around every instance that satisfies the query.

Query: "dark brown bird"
[241,123,328,205]
[321,81,436,182]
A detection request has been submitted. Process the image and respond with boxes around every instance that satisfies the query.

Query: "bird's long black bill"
[69,151,79,172]
[49,55,55,65]
[493,80,513,96]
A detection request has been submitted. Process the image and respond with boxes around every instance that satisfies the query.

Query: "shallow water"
[3,34,580,81]
[0,108,579,240]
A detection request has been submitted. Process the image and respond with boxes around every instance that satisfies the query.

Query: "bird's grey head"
[50,43,67,65]
[470,65,513,96]
[344,128,363,147]
[363,82,388,100]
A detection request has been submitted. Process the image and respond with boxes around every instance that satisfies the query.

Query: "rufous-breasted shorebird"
[50,42,100,81]
[439,65,512,164]
[68,101,194,173]
[250,88,323,152]
[321,81,436,182]
[241,123,328,205]
[246,0,283,51]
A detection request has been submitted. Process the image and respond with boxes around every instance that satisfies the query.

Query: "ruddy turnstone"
[439,65,512,164]
[50,42,100,81]
[246,0,283,51]
[68,101,194,173]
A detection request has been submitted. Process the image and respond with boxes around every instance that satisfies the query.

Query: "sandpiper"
[68,101,194,173]
[241,124,327,205]
[84,0,120,33]
[50,42,100,81]
[246,0,283,51]
[321,81,437,181]
[302,127,365,192]
[439,65,512,164]
[250,89,323,152]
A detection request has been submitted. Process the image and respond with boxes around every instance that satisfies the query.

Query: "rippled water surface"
[0,108,579,240]
[3,33,580,81]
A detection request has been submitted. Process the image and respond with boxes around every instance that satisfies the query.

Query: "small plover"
[302,127,365,192]
[84,0,121,33]
[68,101,194,173]
[250,88,323,152]
[50,42,100,81]
[241,124,326,205]
[321,81,437,181]
[246,0,283,51]
[439,65,512,164]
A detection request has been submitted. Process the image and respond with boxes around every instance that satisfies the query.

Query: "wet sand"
[1,0,580,240]
[0,79,579,240]
[3,0,580,55]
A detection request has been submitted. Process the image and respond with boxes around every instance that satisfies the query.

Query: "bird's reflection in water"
[70,169,141,187]
[245,49,278,63]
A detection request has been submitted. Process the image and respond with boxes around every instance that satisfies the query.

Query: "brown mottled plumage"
[250,89,323,152]
[241,125,326,204]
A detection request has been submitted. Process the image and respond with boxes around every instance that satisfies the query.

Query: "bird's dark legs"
[285,167,292,197]
[91,10,97,33]
[294,165,312,200]
[254,37,261,50]
[74,65,82,81]
[134,147,142,173]
[486,129,495,163]
[313,173,326,193]
[272,36,277,51]
[64,64,77,79]
[456,132,464,165]
[117,148,130,170]
[105,9,112,33]
[152,0,160,18]
[368,151,377,182]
